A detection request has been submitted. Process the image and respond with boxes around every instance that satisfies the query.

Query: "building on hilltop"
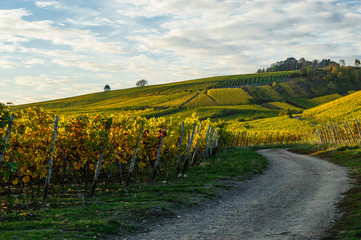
[104,84,111,92]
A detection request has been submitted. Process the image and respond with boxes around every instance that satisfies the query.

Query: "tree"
[136,79,148,87]
[339,59,346,67]
[300,66,307,76]
[312,59,319,67]
[266,57,339,72]
[355,59,360,67]
[331,65,339,75]
[306,65,315,77]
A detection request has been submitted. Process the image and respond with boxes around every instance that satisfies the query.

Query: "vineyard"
[315,119,361,146]
[265,102,303,111]
[0,105,319,208]
[3,82,361,207]
[182,92,217,107]
[286,94,343,109]
[12,71,300,116]
[207,88,253,105]
[0,108,226,202]
[11,67,361,124]
[212,72,291,88]
[302,90,361,122]
[2,91,361,239]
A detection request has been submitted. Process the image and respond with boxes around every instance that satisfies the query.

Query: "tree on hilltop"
[355,59,360,67]
[339,59,346,67]
[136,79,148,87]
[265,57,339,72]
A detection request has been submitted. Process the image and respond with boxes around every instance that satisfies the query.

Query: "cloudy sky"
[0,0,360,104]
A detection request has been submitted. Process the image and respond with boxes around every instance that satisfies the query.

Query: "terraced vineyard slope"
[302,90,361,122]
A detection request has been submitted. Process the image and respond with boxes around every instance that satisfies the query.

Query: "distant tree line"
[257,57,340,73]
[249,64,361,105]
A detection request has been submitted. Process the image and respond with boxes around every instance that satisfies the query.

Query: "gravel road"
[117,149,350,240]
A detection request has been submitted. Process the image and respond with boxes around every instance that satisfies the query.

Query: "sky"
[0,0,361,104]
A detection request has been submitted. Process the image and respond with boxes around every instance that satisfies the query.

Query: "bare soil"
[112,149,350,240]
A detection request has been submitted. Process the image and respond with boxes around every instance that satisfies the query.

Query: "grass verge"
[0,147,268,240]
[290,144,361,240]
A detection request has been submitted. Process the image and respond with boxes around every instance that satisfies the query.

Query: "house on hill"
[104,84,111,92]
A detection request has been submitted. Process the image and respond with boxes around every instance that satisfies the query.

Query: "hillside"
[302,90,361,122]
[13,66,361,121]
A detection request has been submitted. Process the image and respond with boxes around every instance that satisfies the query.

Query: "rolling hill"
[12,66,361,121]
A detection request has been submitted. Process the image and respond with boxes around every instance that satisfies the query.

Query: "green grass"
[290,144,361,240]
[0,148,268,240]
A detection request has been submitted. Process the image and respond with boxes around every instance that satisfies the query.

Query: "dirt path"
[117,149,350,240]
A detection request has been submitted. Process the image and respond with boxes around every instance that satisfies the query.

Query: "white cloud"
[35,1,60,8]
[58,83,104,95]
[19,46,78,58]
[97,73,114,79]
[66,16,113,27]
[14,75,74,91]
[1,92,61,105]
[121,0,361,75]
[24,58,45,65]
[0,43,18,53]
[53,59,123,72]
[0,58,18,69]
[0,9,124,54]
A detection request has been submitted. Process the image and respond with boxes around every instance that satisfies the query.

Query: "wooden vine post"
[337,123,345,144]
[125,127,143,188]
[322,126,327,144]
[209,131,214,156]
[0,113,15,168]
[342,122,352,145]
[325,124,333,145]
[200,125,211,161]
[152,127,166,182]
[317,128,325,144]
[191,137,200,166]
[182,124,197,175]
[346,121,356,144]
[191,125,201,166]
[42,116,59,204]
[329,123,338,145]
[176,122,184,176]
[232,132,238,147]
[331,123,341,144]
[202,125,212,162]
[355,119,361,145]
[264,132,268,145]
[212,129,218,154]
[90,120,112,197]
[257,132,262,145]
